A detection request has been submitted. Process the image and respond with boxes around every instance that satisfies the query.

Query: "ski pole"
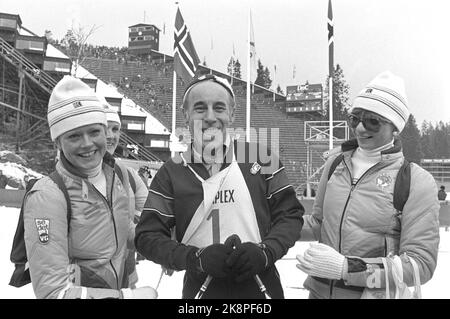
[254,274,271,299]
[194,275,212,299]
[155,268,165,291]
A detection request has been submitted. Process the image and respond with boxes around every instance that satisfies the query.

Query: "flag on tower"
[174,8,200,83]
[328,0,334,78]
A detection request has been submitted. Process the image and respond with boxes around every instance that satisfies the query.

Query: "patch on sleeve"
[250,162,261,175]
[35,219,50,244]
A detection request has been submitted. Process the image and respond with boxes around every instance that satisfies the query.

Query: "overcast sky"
[2,0,449,126]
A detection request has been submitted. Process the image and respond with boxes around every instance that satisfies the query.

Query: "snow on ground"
[1,205,449,299]
[0,161,43,189]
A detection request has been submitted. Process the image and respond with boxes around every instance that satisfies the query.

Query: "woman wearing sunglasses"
[297,71,440,299]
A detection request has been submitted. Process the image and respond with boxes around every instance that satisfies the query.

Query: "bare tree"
[64,22,101,75]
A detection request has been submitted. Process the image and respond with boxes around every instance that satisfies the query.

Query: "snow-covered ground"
[1,205,449,299]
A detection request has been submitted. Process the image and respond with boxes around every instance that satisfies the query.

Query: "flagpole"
[328,0,334,150]
[329,76,333,150]
[171,71,177,157]
[246,9,251,143]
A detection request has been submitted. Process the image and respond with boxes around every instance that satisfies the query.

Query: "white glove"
[296,242,346,280]
[121,286,158,299]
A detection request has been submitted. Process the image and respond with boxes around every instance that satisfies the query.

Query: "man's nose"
[204,107,217,123]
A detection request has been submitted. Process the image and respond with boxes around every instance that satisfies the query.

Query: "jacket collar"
[59,151,115,179]
[341,137,403,155]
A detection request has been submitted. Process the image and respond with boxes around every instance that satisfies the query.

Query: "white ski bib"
[181,155,262,247]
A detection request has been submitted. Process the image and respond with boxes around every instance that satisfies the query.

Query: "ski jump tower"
[303,120,348,197]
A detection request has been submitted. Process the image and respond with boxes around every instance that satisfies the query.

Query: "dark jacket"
[135,140,304,298]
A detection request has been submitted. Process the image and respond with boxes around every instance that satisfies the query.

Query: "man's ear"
[229,101,235,124]
[182,108,190,125]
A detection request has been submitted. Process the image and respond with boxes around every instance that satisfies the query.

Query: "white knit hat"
[97,94,121,127]
[47,76,107,141]
[350,71,410,132]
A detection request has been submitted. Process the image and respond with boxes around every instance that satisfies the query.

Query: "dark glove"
[224,234,241,249]
[226,242,269,283]
[186,243,234,278]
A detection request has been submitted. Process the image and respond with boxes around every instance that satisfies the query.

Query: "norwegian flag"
[328,0,334,78]
[174,8,200,83]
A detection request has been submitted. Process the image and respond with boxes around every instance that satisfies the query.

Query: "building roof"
[128,23,160,31]
[0,12,22,26]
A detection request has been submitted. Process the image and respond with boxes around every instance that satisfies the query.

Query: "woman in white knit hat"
[22,76,156,299]
[297,71,440,299]
[101,98,149,290]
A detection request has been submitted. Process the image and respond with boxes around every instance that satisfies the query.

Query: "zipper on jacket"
[333,159,384,297]
[337,160,382,253]
[90,174,120,289]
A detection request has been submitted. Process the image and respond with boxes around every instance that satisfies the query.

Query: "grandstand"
[0,12,164,174]
[0,11,339,190]
[81,52,332,190]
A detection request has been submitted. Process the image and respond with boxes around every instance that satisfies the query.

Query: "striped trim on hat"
[350,71,410,132]
[47,76,107,141]
[48,96,102,113]
[357,91,408,122]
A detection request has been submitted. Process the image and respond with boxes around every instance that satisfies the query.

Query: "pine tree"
[323,64,350,121]
[234,59,241,79]
[400,114,423,164]
[227,57,235,77]
[255,59,272,89]
[434,121,449,158]
[276,84,284,95]
[227,57,241,79]
[420,121,434,158]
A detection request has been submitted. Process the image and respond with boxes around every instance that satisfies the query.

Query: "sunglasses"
[347,113,390,132]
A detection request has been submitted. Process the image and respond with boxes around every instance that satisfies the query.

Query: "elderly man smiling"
[135,74,304,299]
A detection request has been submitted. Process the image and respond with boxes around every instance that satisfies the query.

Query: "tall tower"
[128,23,160,57]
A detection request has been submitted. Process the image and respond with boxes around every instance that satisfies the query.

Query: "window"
[129,27,137,32]
[149,140,169,148]
[15,40,44,51]
[122,119,145,131]
[43,61,71,73]
[0,18,17,28]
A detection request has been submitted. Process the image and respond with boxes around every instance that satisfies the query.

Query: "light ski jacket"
[24,153,135,299]
[302,139,440,299]
[123,166,148,288]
